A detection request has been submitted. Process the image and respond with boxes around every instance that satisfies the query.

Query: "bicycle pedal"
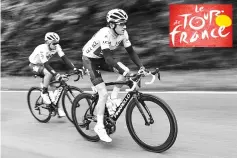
[86,125,90,130]
[78,122,87,128]
[79,119,91,128]
[88,116,97,122]
[35,104,48,110]
[51,111,57,116]
[34,106,40,110]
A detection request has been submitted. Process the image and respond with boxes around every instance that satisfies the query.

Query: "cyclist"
[82,9,146,142]
[29,32,81,117]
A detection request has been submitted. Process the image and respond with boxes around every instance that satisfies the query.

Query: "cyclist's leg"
[95,82,108,125]
[29,63,45,78]
[42,68,65,116]
[29,63,53,91]
[42,68,53,91]
[29,63,52,104]
[42,68,66,116]
[83,56,108,123]
[101,61,130,99]
[111,74,125,99]
[82,56,112,142]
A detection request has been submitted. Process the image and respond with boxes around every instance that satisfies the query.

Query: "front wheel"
[72,93,100,142]
[61,86,83,123]
[27,87,52,123]
[126,93,178,153]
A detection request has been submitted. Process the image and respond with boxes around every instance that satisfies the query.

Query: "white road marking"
[1,90,237,94]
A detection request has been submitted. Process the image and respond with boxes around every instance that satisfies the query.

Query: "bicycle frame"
[29,72,81,122]
[72,68,178,153]
[44,72,81,108]
[49,81,69,107]
[110,90,152,125]
[51,86,64,105]
[89,83,142,122]
[110,91,134,121]
[87,68,160,122]
[90,89,150,124]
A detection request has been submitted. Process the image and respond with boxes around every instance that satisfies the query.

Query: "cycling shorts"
[82,55,128,86]
[29,63,45,77]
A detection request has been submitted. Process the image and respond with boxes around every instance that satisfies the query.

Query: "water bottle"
[91,86,97,93]
[53,89,59,103]
[54,89,59,96]
[53,87,63,104]
[48,91,55,102]
[41,82,55,102]
[106,97,116,115]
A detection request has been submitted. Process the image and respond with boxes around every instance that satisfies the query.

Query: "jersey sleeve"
[56,44,65,57]
[123,31,132,48]
[98,28,111,50]
[34,46,48,63]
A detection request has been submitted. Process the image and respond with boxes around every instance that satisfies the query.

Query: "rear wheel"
[72,93,99,142]
[126,93,178,153]
[61,86,83,123]
[27,87,52,123]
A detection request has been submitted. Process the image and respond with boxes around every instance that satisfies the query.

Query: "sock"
[96,115,104,128]
[111,86,120,99]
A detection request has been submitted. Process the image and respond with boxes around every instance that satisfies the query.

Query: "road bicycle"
[71,68,178,153]
[27,72,83,123]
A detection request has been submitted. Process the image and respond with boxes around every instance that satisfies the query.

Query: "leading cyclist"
[82,9,146,142]
[29,32,81,117]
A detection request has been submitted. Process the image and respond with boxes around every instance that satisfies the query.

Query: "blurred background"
[1,0,237,77]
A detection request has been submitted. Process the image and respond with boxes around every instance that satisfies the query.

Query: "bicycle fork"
[133,94,154,126]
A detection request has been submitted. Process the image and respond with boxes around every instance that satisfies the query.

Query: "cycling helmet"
[44,32,60,42]
[106,9,128,23]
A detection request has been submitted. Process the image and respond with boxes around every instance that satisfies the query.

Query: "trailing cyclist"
[82,9,147,142]
[29,32,81,117]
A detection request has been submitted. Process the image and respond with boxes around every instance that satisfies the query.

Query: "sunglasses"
[116,22,127,26]
[51,42,59,46]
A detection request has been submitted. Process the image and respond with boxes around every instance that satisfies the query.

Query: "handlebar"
[52,72,82,88]
[64,72,82,82]
[125,68,160,92]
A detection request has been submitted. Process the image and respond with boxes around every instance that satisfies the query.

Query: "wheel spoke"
[72,93,100,142]
[27,87,51,123]
[126,94,178,153]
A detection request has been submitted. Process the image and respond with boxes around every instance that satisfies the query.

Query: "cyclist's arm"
[99,29,127,75]
[123,31,143,68]
[56,44,76,70]
[37,49,57,76]
[102,49,126,75]
[44,61,57,76]
[61,55,76,70]
[125,46,143,68]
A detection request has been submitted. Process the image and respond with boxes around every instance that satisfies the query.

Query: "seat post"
[105,81,128,86]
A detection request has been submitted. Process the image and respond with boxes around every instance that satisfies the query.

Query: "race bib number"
[33,66,39,72]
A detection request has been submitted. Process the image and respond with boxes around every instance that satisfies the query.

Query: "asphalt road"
[1,91,237,158]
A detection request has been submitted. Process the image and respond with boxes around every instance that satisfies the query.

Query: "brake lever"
[145,72,156,84]
[151,68,160,80]
[157,71,161,80]
[74,73,80,81]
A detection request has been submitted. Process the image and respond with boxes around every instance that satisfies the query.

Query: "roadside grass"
[1,69,237,91]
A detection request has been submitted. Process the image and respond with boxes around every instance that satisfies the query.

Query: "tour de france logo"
[169,4,232,47]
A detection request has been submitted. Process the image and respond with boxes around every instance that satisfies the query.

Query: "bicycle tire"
[72,93,100,142]
[27,87,52,123]
[61,86,83,123]
[125,93,178,153]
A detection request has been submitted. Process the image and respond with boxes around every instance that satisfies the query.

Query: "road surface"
[1,91,237,158]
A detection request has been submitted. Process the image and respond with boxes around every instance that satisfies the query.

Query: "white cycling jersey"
[29,44,65,64]
[82,27,131,58]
